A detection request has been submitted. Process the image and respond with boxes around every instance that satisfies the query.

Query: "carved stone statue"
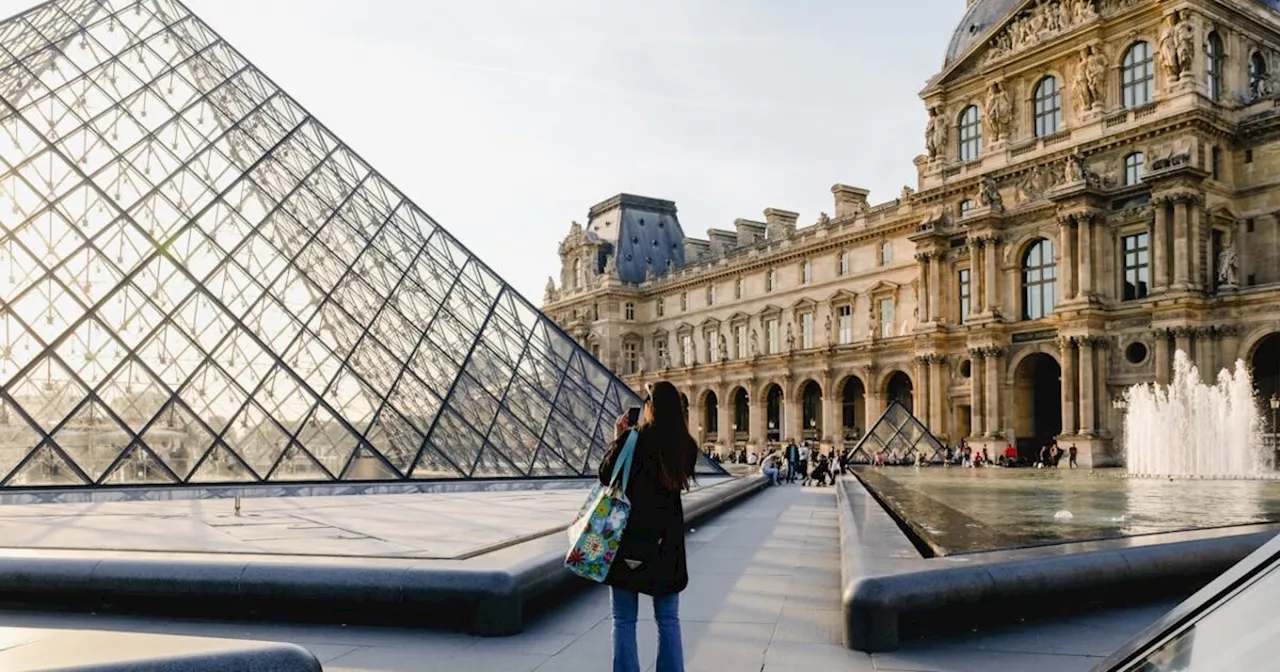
[717,334,728,361]
[1158,14,1182,81]
[1218,243,1240,287]
[984,82,1014,142]
[824,314,833,345]
[815,212,831,227]
[543,276,556,303]
[925,106,949,160]
[750,329,760,357]
[1175,10,1195,79]
[977,174,1003,210]
[1074,45,1108,111]
[658,349,670,369]
[644,265,655,282]
[602,253,618,276]
[785,323,796,351]
[1065,153,1086,183]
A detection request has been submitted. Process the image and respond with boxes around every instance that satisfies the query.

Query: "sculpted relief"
[984,82,1014,142]
[925,106,949,161]
[1158,10,1196,81]
[1072,45,1108,111]
[986,0,1099,65]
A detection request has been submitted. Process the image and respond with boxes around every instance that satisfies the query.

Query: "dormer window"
[801,260,813,285]
[879,242,892,266]
[706,284,716,306]
[734,276,744,299]
[765,269,776,292]
[680,292,688,312]
[838,252,851,276]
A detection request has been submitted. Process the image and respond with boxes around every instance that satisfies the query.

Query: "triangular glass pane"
[529,443,575,477]
[472,444,523,478]
[409,443,466,480]
[294,404,360,477]
[0,405,42,482]
[142,401,217,478]
[268,442,332,481]
[52,400,132,482]
[4,442,87,487]
[363,407,422,476]
[187,443,257,484]
[221,401,292,478]
[341,445,401,481]
[422,409,484,476]
[100,443,180,486]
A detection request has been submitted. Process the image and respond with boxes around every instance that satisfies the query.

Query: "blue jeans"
[611,587,684,672]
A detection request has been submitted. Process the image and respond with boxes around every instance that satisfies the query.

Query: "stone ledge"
[835,476,1278,653]
[0,628,320,671]
[0,475,767,638]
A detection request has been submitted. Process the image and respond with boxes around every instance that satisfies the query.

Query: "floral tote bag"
[564,429,637,582]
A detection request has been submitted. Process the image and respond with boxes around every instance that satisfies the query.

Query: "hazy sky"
[4,0,968,302]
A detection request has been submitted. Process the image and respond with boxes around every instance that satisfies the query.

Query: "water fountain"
[1124,350,1273,478]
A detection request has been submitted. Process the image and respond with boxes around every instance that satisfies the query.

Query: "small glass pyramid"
[848,402,945,464]
[0,0,721,487]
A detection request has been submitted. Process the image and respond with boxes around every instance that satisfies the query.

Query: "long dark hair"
[637,381,698,492]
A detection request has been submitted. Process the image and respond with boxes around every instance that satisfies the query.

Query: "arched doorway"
[766,384,784,443]
[841,377,866,441]
[885,372,914,415]
[1251,333,1280,443]
[732,387,749,444]
[1013,352,1062,458]
[680,393,689,424]
[801,380,822,441]
[703,391,719,442]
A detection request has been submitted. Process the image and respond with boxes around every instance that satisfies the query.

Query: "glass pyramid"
[0,0,721,487]
[847,402,946,464]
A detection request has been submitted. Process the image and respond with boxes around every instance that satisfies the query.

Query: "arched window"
[1250,52,1268,99]
[1033,76,1062,137]
[1022,239,1058,320]
[1123,152,1144,185]
[1122,42,1155,108]
[958,105,982,161]
[959,199,974,218]
[571,258,581,289]
[1206,32,1223,102]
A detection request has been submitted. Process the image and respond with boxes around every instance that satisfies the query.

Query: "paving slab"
[0,626,319,671]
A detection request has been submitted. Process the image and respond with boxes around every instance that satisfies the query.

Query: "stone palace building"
[542,0,1280,467]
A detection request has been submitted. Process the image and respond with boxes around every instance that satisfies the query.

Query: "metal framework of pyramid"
[847,402,946,464]
[0,0,721,488]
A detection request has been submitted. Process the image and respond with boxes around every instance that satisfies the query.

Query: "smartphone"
[626,406,641,426]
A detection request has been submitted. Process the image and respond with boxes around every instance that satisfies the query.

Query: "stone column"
[1152,198,1169,292]
[984,236,999,316]
[1172,197,1190,289]
[1060,337,1078,436]
[969,349,986,437]
[1174,327,1193,367]
[1221,326,1241,371]
[1077,213,1095,299]
[916,356,932,432]
[968,239,985,314]
[783,388,801,445]
[1058,217,1077,301]
[717,386,733,453]
[1154,330,1172,386]
[984,348,1004,438]
[821,392,838,450]
[929,252,943,324]
[865,390,884,429]
[916,254,931,323]
[1196,328,1217,384]
[1079,337,1098,435]
[1188,198,1203,290]
[748,388,766,456]
[930,356,947,438]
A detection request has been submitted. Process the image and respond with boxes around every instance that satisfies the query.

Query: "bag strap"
[609,429,638,490]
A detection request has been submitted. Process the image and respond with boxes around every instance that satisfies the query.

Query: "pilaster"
[1152,200,1170,292]
[1057,217,1077,301]
[1171,197,1190,290]
[983,235,1000,317]
[1078,337,1099,436]
[930,356,947,438]
[983,346,1004,439]
[716,386,733,453]
[915,253,932,323]
[748,386,766,455]
[968,348,986,438]
[915,354,933,435]
[1153,329,1172,386]
[1059,336,1078,436]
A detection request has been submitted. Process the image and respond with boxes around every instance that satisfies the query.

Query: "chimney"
[831,184,871,219]
[763,208,798,239]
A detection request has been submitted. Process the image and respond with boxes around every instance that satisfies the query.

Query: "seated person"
[759,450,782,485]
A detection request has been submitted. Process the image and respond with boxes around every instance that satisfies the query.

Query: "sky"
[3,0,969,303]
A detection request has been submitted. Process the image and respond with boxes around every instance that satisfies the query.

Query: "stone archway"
[731,387,749,444]
[702,390,719,441]
[1250,333,1280,439]
[800,380,822,441]
[884,371,914,414]
[766,384,784,442]
[1013,352,1062,459]
[841,376,867,441]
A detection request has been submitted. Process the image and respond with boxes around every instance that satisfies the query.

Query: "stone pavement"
[0,484,1181,671]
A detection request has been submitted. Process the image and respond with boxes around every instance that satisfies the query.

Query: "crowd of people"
[704,436,1081,476]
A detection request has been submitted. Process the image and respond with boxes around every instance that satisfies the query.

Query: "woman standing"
[600,381,698,672]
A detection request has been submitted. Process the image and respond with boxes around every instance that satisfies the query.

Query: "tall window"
[1122,232,1150,301]
[1033,75,1062,137]
[623,342,638,374]
[681,335,694,366]
[879,241,892,266]
[706,284,716,305]
[703,333,713,363]
[1124,152,1145,185]
[959,199,973,218]
[765,269,776,292]
[735,325,747,358]
[656,339,668,366]
[680,292,688,312]
[1251,52,1268,99]
[879,299,895,339]
[1206,32,1223,102]
[734,276,744,299]
[1022,239,1058,320]
[837,305,853,344]
[571,259,581,289]
[766,319,779,354]
[800,313,814,349]
[655,298,664,317]
[801,260,813,285]
[958,269,972,324]
[624,302,635,320]
[838,251,850,276]
[958,105,982,161]
[1122,42,1155,108]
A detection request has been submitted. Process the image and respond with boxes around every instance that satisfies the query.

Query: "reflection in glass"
[0,0,720,487]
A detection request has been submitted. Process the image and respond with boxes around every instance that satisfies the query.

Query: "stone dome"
[943,0,1023,66]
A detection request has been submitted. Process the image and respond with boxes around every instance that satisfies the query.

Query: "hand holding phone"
[626,406,641,427]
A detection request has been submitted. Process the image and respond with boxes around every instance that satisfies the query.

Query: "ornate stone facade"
[543,0,1280,468]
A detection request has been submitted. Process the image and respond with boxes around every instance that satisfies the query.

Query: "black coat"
[596,430,689,596]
